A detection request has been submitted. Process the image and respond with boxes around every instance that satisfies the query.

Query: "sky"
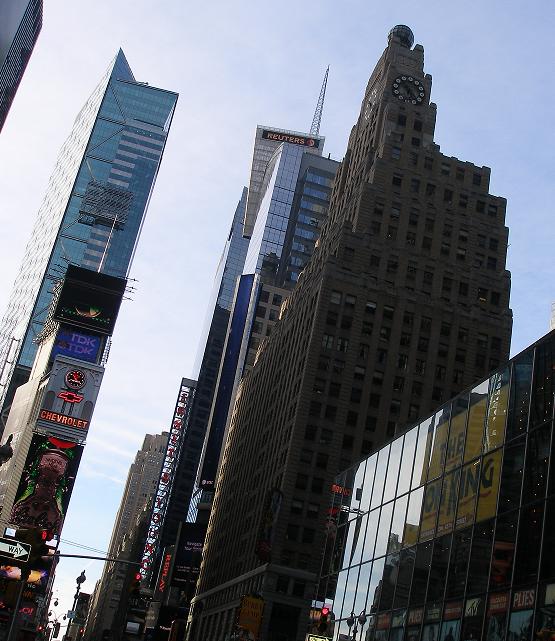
[0,0,554,627]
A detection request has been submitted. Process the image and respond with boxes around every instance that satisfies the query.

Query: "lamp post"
[63,571,86,641]
[346,610,368,640]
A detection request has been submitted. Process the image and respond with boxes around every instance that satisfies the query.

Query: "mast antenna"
[310,66,329,137]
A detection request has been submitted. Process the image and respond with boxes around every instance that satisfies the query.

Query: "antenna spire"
[310,66,329,137]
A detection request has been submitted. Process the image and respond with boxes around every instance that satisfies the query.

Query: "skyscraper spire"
[310,65,329,136]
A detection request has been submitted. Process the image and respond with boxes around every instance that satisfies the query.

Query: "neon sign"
[140,379,196,581]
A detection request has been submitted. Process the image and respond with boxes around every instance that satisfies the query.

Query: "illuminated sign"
[57,391,83,404]
[10,434,83,539]
[38,410,89,430]
[261,129,320,148]
[54,265,126,336]
[237,596,264,640]
[171,523,206,586]
[36,356,104,442]
[51,328,101,364]
[140,379,196,581]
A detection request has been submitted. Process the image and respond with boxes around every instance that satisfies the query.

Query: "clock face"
[65,369,86,390]
[392,75,425,104]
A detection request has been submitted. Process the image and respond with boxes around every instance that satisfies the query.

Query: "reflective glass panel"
[393,548,414,609]
[410,541,433,605]
[485,368,509,452]
[490,512,517,590]
[477,449,503,521]
[420,479,441,541]
[403,487,424,547]
[446,529,471,599]
[465,380,488,462]
[428,534,452,601]
[522,422,551,504]
[514,502,543,586]
[446,395,468,471]
[456,460,480,529]
[374,502,394,557]
[467,519,494,595]
[389,494,409,553]
[353,561,372,614]
[366,557,386,613]
[362,508,380,563]
[531,336,555,428]
[371,445,391,509]
[351,459,367,513]
[360,453,377,513]
[429,406,451,480]
[398,426,418,496]
[507,352,533,441]
[438,471,459,535]
[497,441,524,515]
[413,417,434,489]
[384,438,403,503]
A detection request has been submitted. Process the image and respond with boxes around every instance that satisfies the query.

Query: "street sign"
[0,536,31,562]
[307,636,332,641]
[67,610,75,620]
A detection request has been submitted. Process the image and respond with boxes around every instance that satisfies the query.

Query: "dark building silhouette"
[191,26,512,641]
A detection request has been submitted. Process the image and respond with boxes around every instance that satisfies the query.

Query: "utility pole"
[7,567,31,641]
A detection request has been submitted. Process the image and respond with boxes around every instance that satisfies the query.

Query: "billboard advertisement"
[237,596,264,641]
[36,355,104,442]
[9,434,83,535]
[140,379,196,581]
[171,523,206,587]
[50,327,102,364]
[261,129,321,149]
[54,264,126,335]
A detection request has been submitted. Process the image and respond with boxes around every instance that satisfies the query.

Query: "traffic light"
[53,621,61,638]
[15,528,51,564]
[129,572,141,594]
[317,606,330,633]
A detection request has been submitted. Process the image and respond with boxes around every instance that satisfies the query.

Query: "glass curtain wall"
[319,331,555,641]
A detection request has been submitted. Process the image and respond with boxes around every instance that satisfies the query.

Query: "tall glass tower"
[0,50,178,428]
[0,0,43,132]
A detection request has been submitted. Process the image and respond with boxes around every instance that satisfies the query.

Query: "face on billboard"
[10,435,83,535]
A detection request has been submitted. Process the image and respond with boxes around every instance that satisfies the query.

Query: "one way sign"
[0,536,31,563]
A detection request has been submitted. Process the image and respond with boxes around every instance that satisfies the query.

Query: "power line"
[59,538,107,555]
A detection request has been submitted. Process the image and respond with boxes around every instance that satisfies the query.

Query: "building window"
[476,200,486,213]
[410,178,420,193]
[398,354,408,370]
[345,294,356,307]
[347,411,358,426]
[393,376,405,392]
[424,157,434,170]
[330,290,341,304]
[459,281,469,297]
[487,255,498,270]
[411,137,421,147]
[392,174,403,187]
[336,337,349,352]
[322,334,334,349]
[295,474,308,490]
[325,405,337,420]
[477,287,488,302]
[350,388,362,403]
[422,236,432,251]
[397,114,407,126]
[415,359,426,374]
[366,300,377,314]
[370,254,380,267]
[444,189,453,204]
[354,366,366,380]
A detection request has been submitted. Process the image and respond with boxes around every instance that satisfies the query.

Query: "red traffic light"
[321,606,330,616]
[135,572,142,581]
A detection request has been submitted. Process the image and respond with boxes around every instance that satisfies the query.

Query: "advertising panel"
[237,595,264,640]
[261,129,321,148]
[140,379,195,580]
[36,355,104,442]
[484,369,509,452]
[171,523,206,587]
[9,434,83,535]
[50,328,102,364]
[476,449,502,522]
[54,265,126,335]
[153,546,174,602]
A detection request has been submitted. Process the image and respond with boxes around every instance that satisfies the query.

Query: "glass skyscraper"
[318,330,555,641]
[0,49,178,428]
[0,0,42,131]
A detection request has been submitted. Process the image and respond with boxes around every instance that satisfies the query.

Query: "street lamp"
[62,571,86,641]
[346,610,368,640]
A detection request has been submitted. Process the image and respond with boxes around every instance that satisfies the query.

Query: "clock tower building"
[191,26,512,641]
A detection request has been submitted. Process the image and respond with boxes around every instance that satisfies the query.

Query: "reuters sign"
[261,129,320,148]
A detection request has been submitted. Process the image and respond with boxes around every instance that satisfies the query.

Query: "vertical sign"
[140,379,196,581]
